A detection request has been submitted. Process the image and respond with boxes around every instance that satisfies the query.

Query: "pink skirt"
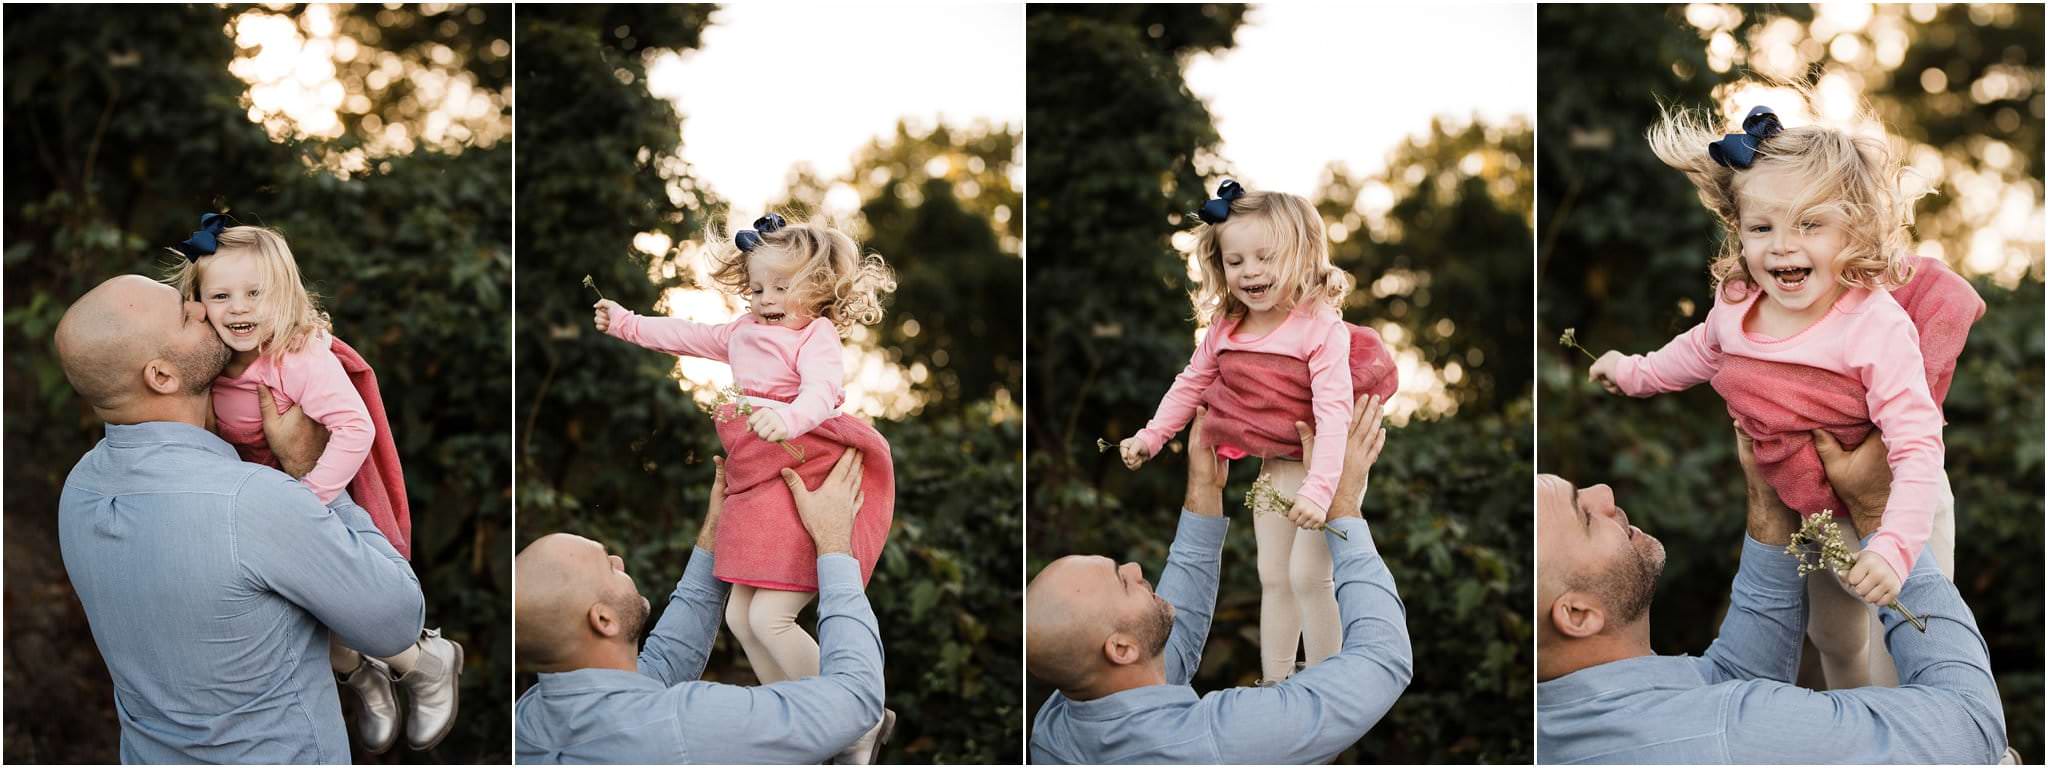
[711,392,894,591]
[1198,323,1400,460]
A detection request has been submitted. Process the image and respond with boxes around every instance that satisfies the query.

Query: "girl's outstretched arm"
[1608,319,1723,396]
[1851,309,1949,583]
[1295,320,1355,513]
[1133,324,1224,458]
[600,300,737,362]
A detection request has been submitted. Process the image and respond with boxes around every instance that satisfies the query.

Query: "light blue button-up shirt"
[58,421,425,764]
[1030,511,1414,764]
[1538,537,2007,764]
[515,549,886,764]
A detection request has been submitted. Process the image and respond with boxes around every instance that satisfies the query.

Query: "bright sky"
[1185,3,1536,195]
[648,2,1025,219]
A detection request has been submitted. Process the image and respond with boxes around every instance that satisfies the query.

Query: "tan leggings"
[726,585,819,684]
[1805,498,1957,689]
[1253,458,1341,683]
[330,636,422,677]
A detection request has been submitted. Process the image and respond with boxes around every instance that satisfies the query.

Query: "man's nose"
[1118,561,1143,583]
[1583,484,1621,519]
[609,554,625,572]
[185,300,205,319]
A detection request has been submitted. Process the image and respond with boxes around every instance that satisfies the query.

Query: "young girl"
[167,217,464,753]
[1588,97,1982,689]
[1118,181,1398,683]
[593,213,898,759]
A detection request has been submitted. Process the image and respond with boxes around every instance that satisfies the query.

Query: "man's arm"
[668,556,886,764]
[638,458,731,685]
[1721,551,2005,764]
[1157,407,1231,684]
[235,472,424,657]
[1695,427,1808,684]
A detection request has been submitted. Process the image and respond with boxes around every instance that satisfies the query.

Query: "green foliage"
[514,7,1022,763]
[1025,5,1532,762]
[3,4,510,764]
[1538,4,2043,758]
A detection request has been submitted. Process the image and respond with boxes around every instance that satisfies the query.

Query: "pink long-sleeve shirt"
[1136,303,1354,512]
[212,333,375,505]
[605,306,845,437]
[1610,286,1949,580]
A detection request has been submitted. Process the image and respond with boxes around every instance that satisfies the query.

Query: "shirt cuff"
[1174,508,1228,552]
[1325,516,1371,552]
[816,553,862,595]
[1737,535,1805,594]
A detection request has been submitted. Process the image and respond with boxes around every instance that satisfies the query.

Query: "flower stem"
[1890,601,1927,633]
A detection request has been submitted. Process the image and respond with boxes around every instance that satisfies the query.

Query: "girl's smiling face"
[746,251,815,329]
[1735,169,1851,317]
[1216,220,1292,315]
[197,250,267,356]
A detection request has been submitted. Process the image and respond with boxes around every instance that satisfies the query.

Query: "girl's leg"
[331,635,365,674]
[727,584,788,683]
[747,588,821,683]
[1806,524,1876,689]
[380,642,423,676]
[1865,497,1958,687]
[1265,457,1339,668]
[1253,509,1305,681]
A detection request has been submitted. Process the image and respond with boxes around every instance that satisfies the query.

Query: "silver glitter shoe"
[395,628,464,751]
[337,655,399,755]
[832,707,897,764]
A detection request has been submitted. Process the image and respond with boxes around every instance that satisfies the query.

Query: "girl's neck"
[224,348,261,378]
[1748,283,1847,339]
[1234,301,1294,337]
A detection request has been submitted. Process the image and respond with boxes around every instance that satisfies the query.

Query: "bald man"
[1536,428,2007,763]
[54,275,425,763]
[1027,396,1412,764]
[514,451,888,764]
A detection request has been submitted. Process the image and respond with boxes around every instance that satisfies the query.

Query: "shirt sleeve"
[1135,325,1223,456]
[1295,318,1354,511]
[1695,537,1808,685]
[669,555,885,764]
[606,305,737,362]
[1719,549,2006,764]
[234,471,424,658]
[1158,510,1228,685]
[780,321,847,438]
[277,342,374,504]
[1848,310,1950,579]
[1209,517,1411,764]
[636,547,728,687]
[1611,319,1723,397]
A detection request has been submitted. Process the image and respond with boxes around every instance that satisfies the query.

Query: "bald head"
[515,533,648,672]
[1026,554,1173,698]
[54,275,225,417]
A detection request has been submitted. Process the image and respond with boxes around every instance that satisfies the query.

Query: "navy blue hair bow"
[1708,106,1784,169]
[1194,180,1245,225]
[171,213,232,261]
[734,213,788,253]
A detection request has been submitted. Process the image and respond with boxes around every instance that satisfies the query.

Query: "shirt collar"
[1538,654,1707,708]
[532,667,669,695]
[102,421,239,461]
[1058,683,1200,721]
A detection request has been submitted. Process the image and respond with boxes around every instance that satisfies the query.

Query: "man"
[1536,427,2008,763]
[514,450,889,764]
[55,275,430,763]
[1027,395,1412,764]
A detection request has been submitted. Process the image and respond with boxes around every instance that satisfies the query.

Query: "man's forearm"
[1697,537,1806,684]
[1324,518,1412,689]
[636,548,728,686]
[1158,511,1228,684]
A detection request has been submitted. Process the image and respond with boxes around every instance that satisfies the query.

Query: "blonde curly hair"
[1187,189,1352,325]
[705,216,895,335]
[164,225,332,360]
[1647,85,1922,303]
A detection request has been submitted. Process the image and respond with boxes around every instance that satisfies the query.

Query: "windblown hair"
[165,225,331,359]
[1187,189,1352,325]
[705,216,896,335]
[1647,85,1922,303]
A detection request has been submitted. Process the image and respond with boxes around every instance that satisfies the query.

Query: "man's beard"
[1121,594,1174,659]
[1600,537,1667,624]
[606,588,652,642]
[166,334,230,394]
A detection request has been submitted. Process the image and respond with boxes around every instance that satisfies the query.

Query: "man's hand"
[1588,350,1626,395]
[748,408,790,442]
[1845,549,1902,607]
[1182,407,1228,517]
[1326,393,1388,521]
[1813,429,1891,540]
[593,299,622,333]
[781,449,864,556]
[1734,424,1798,545]
[697,457,726,552]
[1118,436,1151,470]
[258,387,330,479]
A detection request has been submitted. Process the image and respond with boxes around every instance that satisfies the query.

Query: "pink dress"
[606,307,894,591]
[1609,281,1960,580]
[1135,303,1397,512]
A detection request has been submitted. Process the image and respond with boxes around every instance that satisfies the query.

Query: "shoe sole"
[866,709,898,764]
[409,640,464,752]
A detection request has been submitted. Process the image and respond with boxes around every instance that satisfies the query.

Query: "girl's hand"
[592,299,623,333]
[1118,436,1151,470]
[1588,350,1626,395]
[1285,496,1328,531]
[1845,550,1902,607]
[749,408,790,442]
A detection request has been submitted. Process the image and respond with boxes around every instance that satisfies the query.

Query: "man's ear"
[1101,630,1143,667]
[141,358,182,396]
[1549,591,1607,639]
[587,601,620,639]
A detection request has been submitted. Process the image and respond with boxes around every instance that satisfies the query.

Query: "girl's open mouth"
[1768,267,1811,291]
[1240,282,1273,301]
[760,310,787,323]
[225,321,258,337]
